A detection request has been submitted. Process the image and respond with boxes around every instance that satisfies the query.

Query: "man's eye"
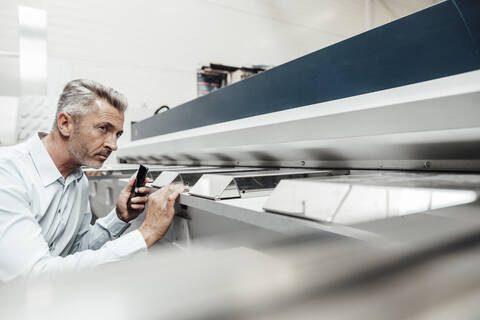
[99,126,107,132]
[116,132,123,138]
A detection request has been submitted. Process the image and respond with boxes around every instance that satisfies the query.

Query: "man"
[0,79,185,281]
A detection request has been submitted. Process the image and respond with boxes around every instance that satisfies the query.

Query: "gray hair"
[52,79,127,130]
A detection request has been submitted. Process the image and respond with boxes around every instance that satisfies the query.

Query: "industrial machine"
[72,0,480,317]
[87,0,480,249]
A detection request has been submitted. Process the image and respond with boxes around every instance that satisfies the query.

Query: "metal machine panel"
[190,169,348,200]
[152,167,263,188]
[118,72,480,171]
[131,0,480,141]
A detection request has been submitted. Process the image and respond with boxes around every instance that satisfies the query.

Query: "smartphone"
[134,164,149,196]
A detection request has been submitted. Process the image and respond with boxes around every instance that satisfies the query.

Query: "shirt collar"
[70,167,84,183]
[27,132,84,187]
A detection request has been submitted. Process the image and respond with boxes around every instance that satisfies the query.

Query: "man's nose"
[105,134,118,151]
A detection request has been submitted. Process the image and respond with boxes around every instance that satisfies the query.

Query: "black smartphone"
[134,164,149,196]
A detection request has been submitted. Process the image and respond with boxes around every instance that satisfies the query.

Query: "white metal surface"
[263,179,478,224]
[151,166,262,188]
[189,169,337,200]
[117,70,480,171]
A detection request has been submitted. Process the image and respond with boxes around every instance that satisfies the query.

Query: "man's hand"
[116,175,150,222]
[138,184,187,248]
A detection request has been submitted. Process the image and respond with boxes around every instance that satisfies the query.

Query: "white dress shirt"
[0,133,147,282]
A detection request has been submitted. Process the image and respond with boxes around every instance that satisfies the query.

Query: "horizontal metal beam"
[131,0,480,140]
[118,70,480,171]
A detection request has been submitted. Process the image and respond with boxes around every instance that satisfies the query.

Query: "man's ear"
[57,112,75,137]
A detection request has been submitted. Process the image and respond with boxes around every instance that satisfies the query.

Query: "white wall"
[0,97,18,145]
[1,0,441,150]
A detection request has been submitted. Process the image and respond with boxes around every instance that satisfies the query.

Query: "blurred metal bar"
[18,6,47,95]
[0,51,20,58]
[17,6,48,142]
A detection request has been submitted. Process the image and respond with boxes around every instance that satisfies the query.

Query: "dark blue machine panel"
[132,0,480,141]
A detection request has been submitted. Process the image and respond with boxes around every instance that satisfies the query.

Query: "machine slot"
[189,169,349,200]
[152,166,267,188]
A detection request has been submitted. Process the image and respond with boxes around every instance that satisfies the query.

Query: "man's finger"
[136,187,150,195]
[130,204,145,210]
[130,196,148,204]
[126,174,137,188]
[177,184,189,191]
[168,190,181,202]
[165,196,176,214]
[166,185,187,201]
[169,184,188,193]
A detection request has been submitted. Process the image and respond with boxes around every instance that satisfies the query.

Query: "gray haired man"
[0,79,185,281]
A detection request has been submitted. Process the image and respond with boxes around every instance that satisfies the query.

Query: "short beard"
[68,123,102,169]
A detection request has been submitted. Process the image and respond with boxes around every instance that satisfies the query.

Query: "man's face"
[68,100,124,168]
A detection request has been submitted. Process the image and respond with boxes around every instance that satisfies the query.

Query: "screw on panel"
[424,161,432,169]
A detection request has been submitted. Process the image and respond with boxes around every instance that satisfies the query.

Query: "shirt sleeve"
[0,171,147,282]
[69,205,133,253]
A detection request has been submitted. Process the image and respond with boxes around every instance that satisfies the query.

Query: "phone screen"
[134,164,149,196]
